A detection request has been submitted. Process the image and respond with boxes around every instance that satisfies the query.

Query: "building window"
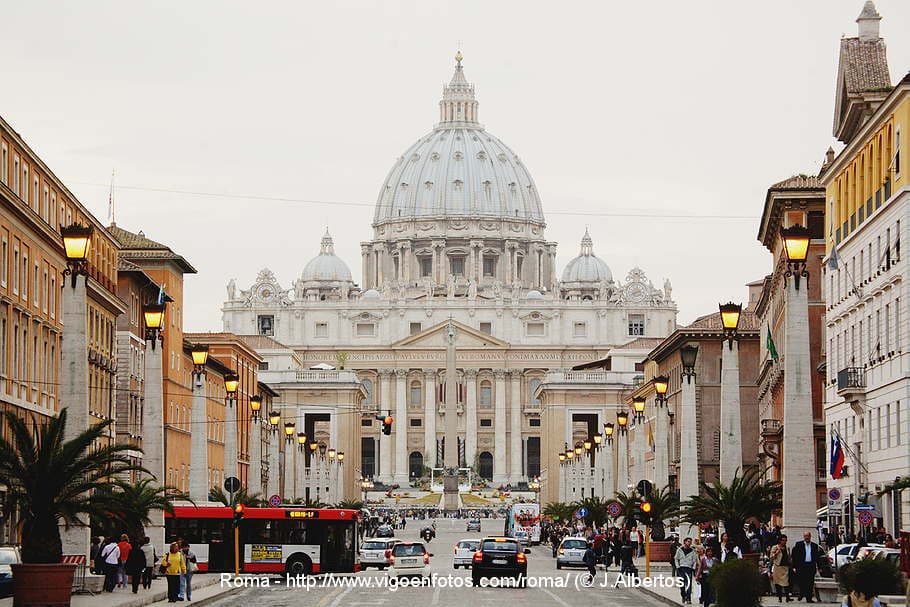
[634,361,645,372]
[362,378,374,404]
[409,418,422,427]
[361,418,372,427]
[479,380,492,406]
[257,315,274,336]
[258,361,269,371]
[410,381,422,406]
[314,322,328,338]
[526,322,545,336]
[896,127,902,178]
[0,143,7,185]
[483,256,496,277]
[12,155,19,195]
[480,418,492,428]
[22,165,28,203]
[12,246,18,295]
[356,322,375,337]
[1,236,7,287]
[450,257,465,276]
[628,313,645,336]
[479,322,492,335]
[528,378,541,405]
[529,418,541,427]
[409,322,422,335]
[420,257,432,277]
[573,322,587,337]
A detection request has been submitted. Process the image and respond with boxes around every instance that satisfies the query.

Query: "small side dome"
[561,229,613,283]
[526,289,544,299]
[362,289,381,299]
[301,229,353,283]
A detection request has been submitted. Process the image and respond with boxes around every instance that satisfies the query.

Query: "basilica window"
[420,257,432,277]
[410,418,422,427]
[410,322,422,335]
[356,322,375,337]
[450,257,465,276]
[257,315,274,336]
[480,419,492,428]
[410,381,422,406]
[528,378,541,405]
[362,378,373,404]
[628,314,645,336]
[529,418,541,427]
[526,322,545,337]
[479,381,492,407]
[314,322,329,338]
[483,256,496,277]
[573,322,587,337]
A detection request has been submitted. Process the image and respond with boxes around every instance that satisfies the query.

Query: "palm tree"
[334,498,364,510]
[542,501,574,523]
[295,497,327,508]
[209,486,266,508]
[571,496,611,527]
[612,490,644,530]
[93,479,187,539]
[640,486,681,540]
[0,409,143,563]
[681,468,782,551]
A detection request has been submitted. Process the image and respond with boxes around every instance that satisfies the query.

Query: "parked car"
[389,542,432,579]
[359,538,399,570]
[826,543,884,571]
[454,539,481,569]
[0,546,21,598]
[471,537,529,587]
[466,519,482,532]
[869,547,901,567]
[555,537,588,569]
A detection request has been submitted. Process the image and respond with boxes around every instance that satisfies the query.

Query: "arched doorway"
[478,451,493,481]
[409,451,424,479]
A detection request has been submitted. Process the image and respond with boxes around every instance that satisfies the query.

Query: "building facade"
[222,54,678,487]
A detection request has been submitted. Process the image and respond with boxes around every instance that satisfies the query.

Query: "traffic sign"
[637,479,653,499]
[857,511,874,526]
[268,494,282,507]
[828,501,843,514]
[575,507,588,519]
[855,504,875,511]
[607,502,622,517]
[224,476,240,493]
[828,488,842,501]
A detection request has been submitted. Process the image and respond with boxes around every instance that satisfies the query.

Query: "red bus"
[165,506,360,575]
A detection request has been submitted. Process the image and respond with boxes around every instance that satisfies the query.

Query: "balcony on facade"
[257,368,362,385]
[542,370,640,386]
[836,367,866,400]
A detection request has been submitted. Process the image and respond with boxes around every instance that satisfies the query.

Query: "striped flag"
[830,434,845,480]
[767,331,779,361]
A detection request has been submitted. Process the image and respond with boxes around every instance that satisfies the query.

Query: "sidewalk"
[633,573,842,607]
[0,574,239,607]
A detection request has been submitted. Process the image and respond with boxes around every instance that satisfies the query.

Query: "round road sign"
[857,511,874,526]
[607,502,622,517]
[268,494,281,507]
[828,488,842,501]
[223,476,240,493]
[575,507,588,519]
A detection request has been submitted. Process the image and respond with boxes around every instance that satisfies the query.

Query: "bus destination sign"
[286,510,320,519]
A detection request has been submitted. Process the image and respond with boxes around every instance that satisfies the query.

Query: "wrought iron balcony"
[837,367,866,396]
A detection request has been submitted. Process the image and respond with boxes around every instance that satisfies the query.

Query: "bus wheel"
[286,556,312,577]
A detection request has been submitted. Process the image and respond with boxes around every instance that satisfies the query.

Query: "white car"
[360,538,399,570]
[556,537,588,569]
[453,539,480,569]
[827,543,884,570]
[389,542,432,578]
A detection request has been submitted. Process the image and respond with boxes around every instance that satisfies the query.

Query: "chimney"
[856,1,882,41]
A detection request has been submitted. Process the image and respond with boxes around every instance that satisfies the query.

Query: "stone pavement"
[0,574,239,607]
[634,573,843,607]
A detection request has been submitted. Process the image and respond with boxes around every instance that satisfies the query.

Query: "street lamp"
[268,411,281,433]
[190,344,209,375]
[593,433,603,448]
[654,375,669,407]
[337,452,344,463]
[574,444,583,457]
[284,422,296,443]
[297,432,307,452]
[719,302,742,347]
[327,448,337,461]
[632,397,646,423]
[781,224,811,290]
[604,423,615,444]
[558,453,566,464]
[249,394,262,423]
[61,223,93,288]
[616,411,629,434]
[680,345,698,382]
[143,303,166,346]
[224,372,239,405]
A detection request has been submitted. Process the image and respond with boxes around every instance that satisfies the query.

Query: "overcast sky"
[3,1,909,331]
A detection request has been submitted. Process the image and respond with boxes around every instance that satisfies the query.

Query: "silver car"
[556,537,588,569]
[0,547,21,598]
[454,539,480,569]
[360,538,399,570]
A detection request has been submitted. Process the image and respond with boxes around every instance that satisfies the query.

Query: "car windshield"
[363,541,389,550]
[393,544,426,557]
[482,540,518,552]
[0,550,18,564]
[457,541,480,550]
[562,539,587,549]
[470,520,480,523]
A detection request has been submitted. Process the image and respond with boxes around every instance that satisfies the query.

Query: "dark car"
[375,524,395,538]
[471,537,529,587]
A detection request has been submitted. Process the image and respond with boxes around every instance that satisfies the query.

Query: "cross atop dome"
[438,51,479,128]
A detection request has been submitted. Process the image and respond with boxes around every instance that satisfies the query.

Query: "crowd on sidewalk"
[90,534,197,602]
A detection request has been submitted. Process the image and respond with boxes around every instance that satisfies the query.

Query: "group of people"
[543,522,647,568]
[90,535,197,602]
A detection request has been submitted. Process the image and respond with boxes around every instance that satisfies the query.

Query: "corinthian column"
[378,370,392,482]
[720,339,742,483]
[493,370,507,483]
[423,369,437,469]
[464,369,478,472]
[394,369,409,484]
[509,371,523,483]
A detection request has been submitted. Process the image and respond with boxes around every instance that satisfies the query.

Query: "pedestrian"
[99,537,121,592]
[160,542,186,603]
[89,536,101,574]
[140,536,157,589]
[91,536,104,575]
[179,541,197,601]
[582,541,597,581]
[675,538,697,605]
[769,534,791,602]
[117,534,132,588]
[669,535,681,577]
[696,546,718,607]
[791,531,822,603]
[125,538,146,594]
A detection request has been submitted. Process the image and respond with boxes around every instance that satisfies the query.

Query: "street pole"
[234,525,240,575]
[644,524,651,578]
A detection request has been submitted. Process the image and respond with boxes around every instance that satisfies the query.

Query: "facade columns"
[464,369,478,472]
[283,421,296,499]
[423,369,437,469]
[654,401,669,492]
[393,369,409,484]
[493,370,507,483]
[374,244,385,287]
[509,371,523,483]
[378,370,392,482]
[141,337,165,550]
[267,426,281,499]
[433,240,445,285]
[189,374,209,501]
[783,276,816,539]
[402,241,411,283]
[502,245,512,286]
[720,340,743,483]
[249,421,263,495]
[224,395,238,481]
[679,373,699,540]
[361,244,372,289]
[470,241,483,283]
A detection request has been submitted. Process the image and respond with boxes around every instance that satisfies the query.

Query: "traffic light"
[382,416,393,436]
[233,503,245,527]
[637,500,652,525]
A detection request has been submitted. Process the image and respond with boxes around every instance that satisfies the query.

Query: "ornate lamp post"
[61,224,93,288]
[780,224,815,539]
[632,397,646,423]
[616,411,629,492]
[297,432,307,452]
[266,410,281,499]
[249,395,263,423]
[284,422,296,444]
[222,371,240,481]
[143,304,166,345]
[679,344,699,540]
[268,411,281,432]
[188,343,211,501]
[718,302,743,483]
[652,375,670,490]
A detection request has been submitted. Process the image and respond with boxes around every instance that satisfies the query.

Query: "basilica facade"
[222,54,678,487]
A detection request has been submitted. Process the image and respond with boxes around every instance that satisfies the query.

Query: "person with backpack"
[582,542,597,581]
[696,546,718,606]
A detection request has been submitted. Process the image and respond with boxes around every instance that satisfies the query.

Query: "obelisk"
[443,320,459,511]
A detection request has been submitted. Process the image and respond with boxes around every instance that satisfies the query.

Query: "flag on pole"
[827,244,841,271]
[766,331,779,361]
[830,434,845,479]
[156,284,165,305]
[647,422,654,452]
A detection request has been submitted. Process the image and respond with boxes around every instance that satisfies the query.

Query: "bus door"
[207,520,233,572]
[321,521,356,572]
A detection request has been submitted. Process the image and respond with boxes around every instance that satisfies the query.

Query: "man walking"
[674,537,697,605]
[790,531,822,603]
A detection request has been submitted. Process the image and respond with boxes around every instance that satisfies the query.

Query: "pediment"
[392,320,509,348]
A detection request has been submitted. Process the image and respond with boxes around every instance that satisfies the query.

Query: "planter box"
[11,563,77,607]
[648,541,673,562]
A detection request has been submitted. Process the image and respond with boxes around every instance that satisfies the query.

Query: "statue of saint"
[447,274,456,298]
[226,278,237,300]
[663,279,673,302]
[467,278,477,299]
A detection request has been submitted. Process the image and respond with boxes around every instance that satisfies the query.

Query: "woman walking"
[160,542,186,603]
[125,538,146,594]
[99,537,121,592]
[769,534,791,602]
[696,546,718,607]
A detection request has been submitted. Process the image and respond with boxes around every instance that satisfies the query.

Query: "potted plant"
[0,409,142,607]
[838,558,902,606]
[709,558,764,607]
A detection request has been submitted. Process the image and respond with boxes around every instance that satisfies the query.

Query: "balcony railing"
[837,367,865,393]
[760,419,782,436]
[543,370,640,386]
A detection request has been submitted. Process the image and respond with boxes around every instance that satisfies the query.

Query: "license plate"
[400,559,418,565]
[492,559,507,565]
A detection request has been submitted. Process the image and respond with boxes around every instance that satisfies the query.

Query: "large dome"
[301,229,352,283]
[373,54,544,226]
[562,229,613,283]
